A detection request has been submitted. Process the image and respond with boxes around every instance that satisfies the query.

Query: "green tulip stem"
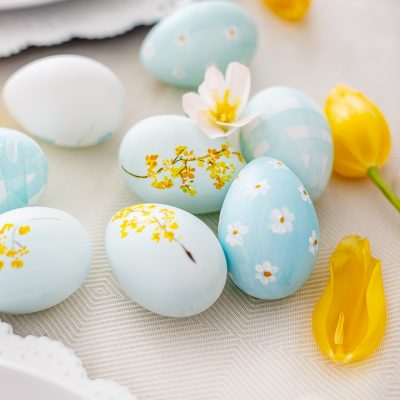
[367,167,400,212]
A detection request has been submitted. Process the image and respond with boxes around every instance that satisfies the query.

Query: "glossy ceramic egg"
[240,86,333,200]
[119,115,245,214]
[0,128,48,213]
[106,203,227,317]
[140,1,258,88]
[218,157,319,300]
[3,55,126,148]
[0,207,92,314]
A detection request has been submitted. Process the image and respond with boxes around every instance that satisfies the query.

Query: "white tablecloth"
[1,0,399,398]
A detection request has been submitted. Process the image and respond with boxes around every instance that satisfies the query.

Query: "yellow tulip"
[264,0,311,21]
[325,85,400,212]
[312,235,386,363]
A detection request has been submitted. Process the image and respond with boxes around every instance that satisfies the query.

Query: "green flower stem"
[367,166,400,212]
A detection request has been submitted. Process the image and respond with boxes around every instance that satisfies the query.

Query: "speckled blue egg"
[119,115,245,214]
[240,87,333,200]
[218,157,319,300]
[106,203,227,317]
[0,128,48,213]
[140,1,258,88]
[0,207,92,314]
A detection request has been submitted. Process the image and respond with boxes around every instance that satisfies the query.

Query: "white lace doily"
[0,0,192,58]
[0,320,136,400]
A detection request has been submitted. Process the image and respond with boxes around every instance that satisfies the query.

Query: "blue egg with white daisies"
[218,156,319,300]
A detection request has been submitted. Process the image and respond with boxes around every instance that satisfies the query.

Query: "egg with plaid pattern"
[240,87,333,200]
[0,128,48,213]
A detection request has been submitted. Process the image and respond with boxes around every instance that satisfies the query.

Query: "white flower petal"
[198,65,226,106]
[182,92,207,119]
[255,264,264,272]
[195,110,227,139]
[225,62,251,114]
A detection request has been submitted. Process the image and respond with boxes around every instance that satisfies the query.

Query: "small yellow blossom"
[19,226,31,235]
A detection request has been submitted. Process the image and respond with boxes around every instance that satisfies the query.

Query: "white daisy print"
[176,33,188,46]
[268,159,288,170]
[255,260,279,285]
[143,43,155,58]
[309,230,319,256]
[244,179,271,199]
[226,221,249,246]
[298,185,311,203]
[269,207,295,234]
[225,26,238,40]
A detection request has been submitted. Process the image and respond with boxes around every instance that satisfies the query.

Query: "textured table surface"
[1,0,400,399]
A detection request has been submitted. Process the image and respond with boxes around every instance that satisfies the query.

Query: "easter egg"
[106,203,227,317]
[0,207,92,314]
[3,55,126,148]
[240,87,333,200]
[0,128,48,213]
[140,1,258,88]
[119,115,245,214]
[218,157,319,300]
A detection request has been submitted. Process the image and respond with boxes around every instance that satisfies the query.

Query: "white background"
[0,0,399,398]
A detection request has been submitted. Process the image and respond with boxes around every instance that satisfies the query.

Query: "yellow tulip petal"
[312,235,386,363]
[264,0,311,21]
[324,85,391,178]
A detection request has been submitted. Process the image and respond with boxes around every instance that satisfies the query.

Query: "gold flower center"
[232,229,238,235]
[263,271,272,277]
[255,184,261,189]
[303,190,308,196]
[209,89,240,126]
[178,34,186,43]
[280,216,285,223]
[314,239,318,245]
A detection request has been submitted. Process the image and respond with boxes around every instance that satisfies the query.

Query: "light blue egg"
[0,207,92,314]
[240,87,333,200]
[0,128,48,213]
[218,157,319,300]
[106,203,227,317]
[119,115,245,214]
[140,1,258,88]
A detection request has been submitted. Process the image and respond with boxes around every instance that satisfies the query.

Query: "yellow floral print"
[112,204,195,263]
[121,143,244,196]
[0,223,31,271]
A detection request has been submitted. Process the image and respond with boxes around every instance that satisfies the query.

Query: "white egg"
[0,207,92,314]
[106,203,227,317]
[3,55,126,148]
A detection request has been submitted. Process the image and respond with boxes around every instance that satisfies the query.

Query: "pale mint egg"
[106,203,227,317]
[0,207,92,314]
[218,157,319,300]
[3,55,126,148]
[118,115,246,214]
[0,128,48,213]
[240,87,333,200]
[140,1,258,88]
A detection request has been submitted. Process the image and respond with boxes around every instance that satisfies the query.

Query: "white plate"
[0,320,136,400]
[0,0,65,11]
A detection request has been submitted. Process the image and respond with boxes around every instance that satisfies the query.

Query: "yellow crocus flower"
[264,0,311,21]
[312,235,386,363]
[325,85,400,212]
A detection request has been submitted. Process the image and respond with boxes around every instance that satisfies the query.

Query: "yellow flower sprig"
[325,85,400,212]
[313,235,386,363]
